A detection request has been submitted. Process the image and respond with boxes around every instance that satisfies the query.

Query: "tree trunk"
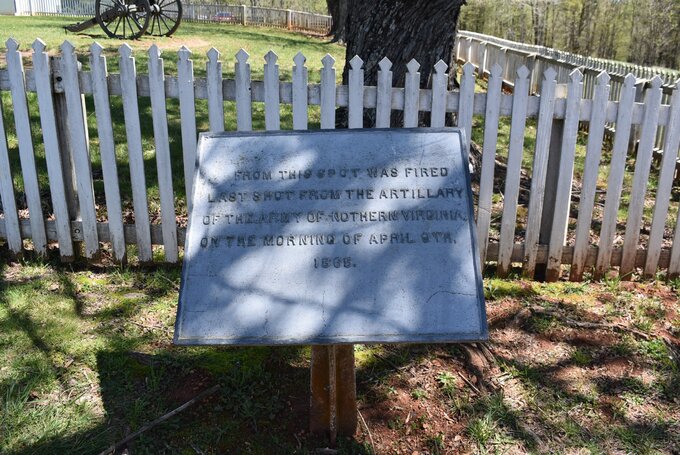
[334,0,465,126]
[326,0,347,42]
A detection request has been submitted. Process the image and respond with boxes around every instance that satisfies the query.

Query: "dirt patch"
[547,327,620,346]
[166,369,213,406]
[155,37,210,51]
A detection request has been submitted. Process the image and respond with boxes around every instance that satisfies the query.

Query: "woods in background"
[459,0,680,70]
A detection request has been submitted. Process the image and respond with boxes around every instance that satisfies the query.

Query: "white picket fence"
[9,0,332,34]
[0,38,679,280]
[455,30,679,186]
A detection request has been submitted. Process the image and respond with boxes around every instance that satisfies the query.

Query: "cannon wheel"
[147,0,182,37]
[96,0,150,40]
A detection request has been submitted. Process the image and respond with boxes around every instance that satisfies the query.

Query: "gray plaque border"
[174,127,488,346]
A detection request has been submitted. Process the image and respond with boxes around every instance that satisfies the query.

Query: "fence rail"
[0,39,679,280]
[7,0,332,34]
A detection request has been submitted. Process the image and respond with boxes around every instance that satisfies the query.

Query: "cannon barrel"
[65,18,99,32]
[65,8,124,33]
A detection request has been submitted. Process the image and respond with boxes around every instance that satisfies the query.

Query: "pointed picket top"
[434,59,449,74]
[516,65,530,79]
[178,45,192,61]
[264,49,278,65]
[378,56,392,72]
[90,41,104,58]
[61,40,75,54]
[148,43,161,59]
[119,43,133,58]
[5,37,19,52]
[349,54,363,70]
[206,47,220,61]
[406,58,420,73]
[293,51,306,67]
[649,75,663,89]
[596,70,611,84]
[235,48,249,64]
[543,66,557,81]
[461,61,474,75]
[569,68,583,82]
[623,73,637,87]
[321,53,335,69]
[489,63,503,77]
[31,38,46,53]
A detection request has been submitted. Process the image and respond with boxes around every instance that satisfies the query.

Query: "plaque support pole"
[310,344,357,443]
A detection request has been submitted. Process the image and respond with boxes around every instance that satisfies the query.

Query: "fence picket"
[0,94,21,255]
[476,63,503,263]
[292,52,308,130]
[320,54,336,129]
[376,57,393,128]
[595,74,637,278]
[403,59,420,128]
[62,41,100,258]
[546,69,583,281]
[523,67,557,278]
[619,76,663,278]
[431,60,449,128]
[119,44,152,262]
[457,62,475,143]
[570,72,610,281]
[264,50,280,130]
[6,39,47,256]
[235,49,253,131]
[206,48,224,133]
[644,82,680,276]
[90,43,125,262]
[670,207,680,277]
[178,46,198,214]
[497,66,530,276]
[148,45,179,263]
[32,39,74,260]
[348,55,364,128]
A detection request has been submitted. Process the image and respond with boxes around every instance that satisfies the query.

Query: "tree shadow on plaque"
[180,130,485,348]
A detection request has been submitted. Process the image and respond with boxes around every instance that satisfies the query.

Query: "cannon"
[65,0,182,39]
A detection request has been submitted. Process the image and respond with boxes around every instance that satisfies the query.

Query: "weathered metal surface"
[173,128,488,345]
[310,345,357,439]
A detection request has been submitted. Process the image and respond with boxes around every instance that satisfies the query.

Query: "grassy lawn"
[0,16,343,79]
[0,254,678,453]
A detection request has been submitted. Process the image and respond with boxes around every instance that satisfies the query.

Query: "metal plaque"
[174,128,487,345]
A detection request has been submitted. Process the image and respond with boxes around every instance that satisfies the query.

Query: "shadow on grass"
[0,251,322,453]
[489,302,678,453]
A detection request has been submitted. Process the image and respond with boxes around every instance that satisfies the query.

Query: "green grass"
[0,16,343,80]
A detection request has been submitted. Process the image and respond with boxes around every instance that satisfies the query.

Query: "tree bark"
[342,0,464,87]
[326,0,347,42]
[331,0,465,126]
